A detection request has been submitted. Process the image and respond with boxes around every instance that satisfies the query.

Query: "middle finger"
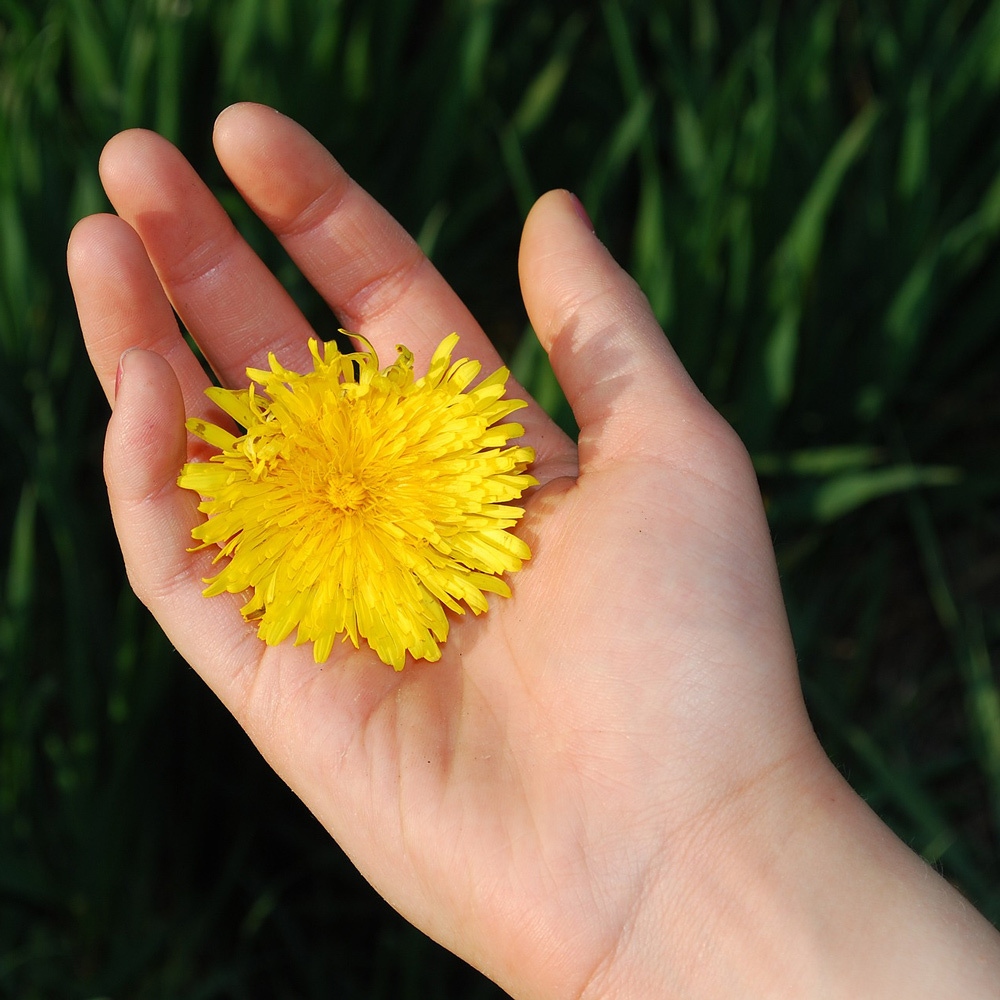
[99,127,317,387]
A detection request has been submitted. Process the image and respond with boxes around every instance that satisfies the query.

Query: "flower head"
[177,334,536,670]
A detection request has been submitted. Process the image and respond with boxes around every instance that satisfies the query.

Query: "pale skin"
[68,104,1000,998]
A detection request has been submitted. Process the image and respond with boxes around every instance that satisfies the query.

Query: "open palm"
[70,104,827,998]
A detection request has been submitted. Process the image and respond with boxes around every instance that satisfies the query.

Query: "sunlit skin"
[69,104,1000,998]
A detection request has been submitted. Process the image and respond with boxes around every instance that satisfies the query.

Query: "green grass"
[2,0,1000,995]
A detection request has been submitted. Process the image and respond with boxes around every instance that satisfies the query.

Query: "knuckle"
[340,249,429,326]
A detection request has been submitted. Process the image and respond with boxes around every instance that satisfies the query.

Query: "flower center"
[327,473,372,513]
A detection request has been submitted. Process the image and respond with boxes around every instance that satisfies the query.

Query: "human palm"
[70,104,824,998]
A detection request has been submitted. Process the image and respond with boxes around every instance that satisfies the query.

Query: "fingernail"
[568,192,594,232]
[115,348,138,399]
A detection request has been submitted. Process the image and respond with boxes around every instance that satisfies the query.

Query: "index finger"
[212,103,498,374]
[211,103,573,470]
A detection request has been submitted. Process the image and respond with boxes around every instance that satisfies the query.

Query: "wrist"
[582,742,1000,999]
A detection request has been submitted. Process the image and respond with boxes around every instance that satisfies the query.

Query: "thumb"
[518,190,709,469]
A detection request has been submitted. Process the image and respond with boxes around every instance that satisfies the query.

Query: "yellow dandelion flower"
[177,334,536,670]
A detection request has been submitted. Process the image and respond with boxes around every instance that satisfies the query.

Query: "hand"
[69,104,1000,999]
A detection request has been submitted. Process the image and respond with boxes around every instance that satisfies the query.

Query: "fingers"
[211,103,571,470]
[519,190,715,469]
[98,127,317,386]
[96,105,571,471]
[213,103,493,373]
[105,348,262,699]
[68,213,227,436]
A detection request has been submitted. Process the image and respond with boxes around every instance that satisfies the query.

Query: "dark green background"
[2,1,999,996]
